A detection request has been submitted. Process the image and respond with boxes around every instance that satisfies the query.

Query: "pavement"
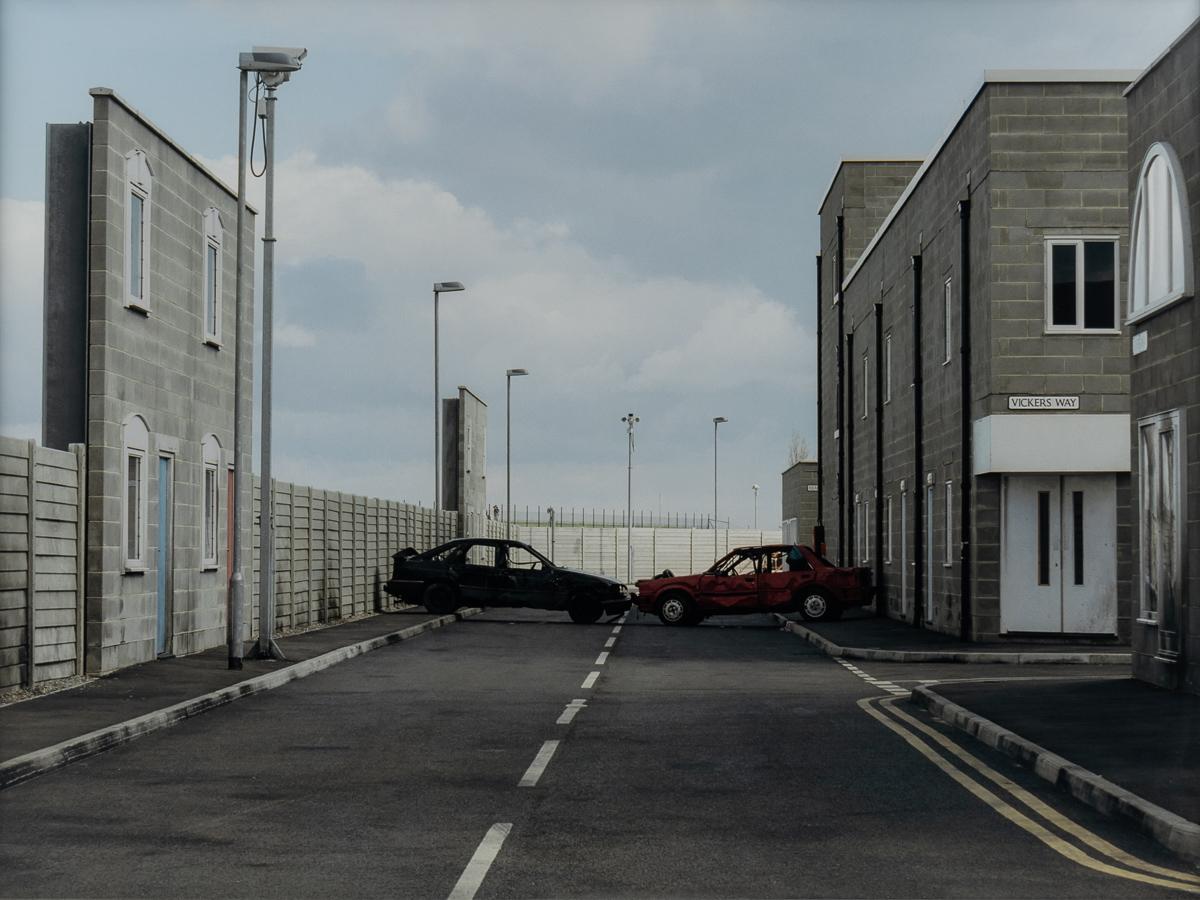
[0,606,475,787]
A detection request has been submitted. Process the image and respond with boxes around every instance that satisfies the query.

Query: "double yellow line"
[860,695,1200,894]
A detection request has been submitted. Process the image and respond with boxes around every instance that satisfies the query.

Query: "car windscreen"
[418,543,464,562]
[506,546,546,571]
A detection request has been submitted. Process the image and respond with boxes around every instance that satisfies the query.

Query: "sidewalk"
[777,611,1131,664]
[0,606,470,787]
[912,677,1200,862]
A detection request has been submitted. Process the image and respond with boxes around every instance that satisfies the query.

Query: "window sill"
[201,563,219,572]
[1126,290,1192,327]
[1135,616,1159,626]
[123,565,147,575]
[1043,327,1122,336]
[203,337,222,350]
[125,301,150,316]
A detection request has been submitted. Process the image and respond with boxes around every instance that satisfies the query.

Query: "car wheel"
[657,593,695,626]
[568,596,604,624]
[423,582,459,616]
[799,590,835,622]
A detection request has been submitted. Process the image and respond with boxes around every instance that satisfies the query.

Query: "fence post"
[72,443,85,677]
[24,440,36,689]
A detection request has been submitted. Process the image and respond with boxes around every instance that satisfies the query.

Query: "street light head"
[434,281,465,293]
[239,46,307,73]
[714,416,728,425]
[753,483,760,491]
[507,368,529,377]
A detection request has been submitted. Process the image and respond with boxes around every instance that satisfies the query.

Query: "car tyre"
[423,582,460,616]
[657,593,696,626]
[568,596,604,624]
[798,589,836,622]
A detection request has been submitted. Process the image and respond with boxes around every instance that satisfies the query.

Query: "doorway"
[1000,474,1116,634]
[156,455,174,656]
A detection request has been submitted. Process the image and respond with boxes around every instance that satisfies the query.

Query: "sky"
[1,0,1197,529]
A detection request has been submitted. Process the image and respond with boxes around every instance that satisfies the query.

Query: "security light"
[434,281,465,292]
[714,416,728,425]
[507,368,529,376]
[239,47,308,73]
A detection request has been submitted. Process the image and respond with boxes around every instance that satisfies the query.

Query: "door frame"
[156,453,175,657]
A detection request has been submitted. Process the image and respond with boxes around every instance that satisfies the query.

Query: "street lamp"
[506,368,529,538]
[433,281,465,532]
[622,413,639,582]
[752,483,760,529]
[229,45,306,669]
[712,416,727,530]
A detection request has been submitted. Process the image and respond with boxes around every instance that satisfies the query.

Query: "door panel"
[900,492,909,619]
[925,485,934,623]
[156,456,173,656]
[1062,475,1117,633]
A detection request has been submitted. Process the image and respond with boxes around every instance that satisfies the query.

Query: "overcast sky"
[1,0,1196,529]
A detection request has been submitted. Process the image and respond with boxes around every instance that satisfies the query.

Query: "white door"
[900,491,909,619]
[1001,474,1116,634]
[925,484,934,623]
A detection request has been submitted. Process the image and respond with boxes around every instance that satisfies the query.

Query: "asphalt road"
[1,608,1194,898]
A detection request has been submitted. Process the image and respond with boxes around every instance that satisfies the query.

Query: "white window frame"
[861,351,869,419]
[944,480,954,567]
[202,208,223,347]
[1137,410,1183,626]
[124,150,152,313]
[943,277,953,364]
[1128,142,1194,325]
[201,434,222,570]
[883,333,892,404]
[1044,236,1121,334]
[122,414,150,572]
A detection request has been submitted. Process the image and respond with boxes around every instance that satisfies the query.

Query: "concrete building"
[441,386,488,532]
[817,70,1138,642]
[43,89,254,672]
[1124,19,1200,692]
[781,460,819,546]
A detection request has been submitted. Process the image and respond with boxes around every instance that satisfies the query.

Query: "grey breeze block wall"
[818,76,1132,640]
[0,438,85,690]
[781,460,819,542]
[1126,20,1200,693]
[77,90,255,673]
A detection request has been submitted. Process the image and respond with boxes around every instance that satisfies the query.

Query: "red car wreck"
[633,544,872,625]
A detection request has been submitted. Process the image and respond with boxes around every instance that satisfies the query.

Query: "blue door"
[157,456,172,656]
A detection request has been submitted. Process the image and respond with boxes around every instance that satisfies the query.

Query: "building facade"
[781,459,819,545]
[441,385,488,531]
[43,89,254,672]
[817,71,1137,642]
[1125,19,1200,692]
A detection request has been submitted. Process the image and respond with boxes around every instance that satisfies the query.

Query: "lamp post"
[622,413,639,582]
[433,281,465,536]
[506,368,528,538]
[230,46,306,668]
[752,483,760,529]
[713,416,727,560]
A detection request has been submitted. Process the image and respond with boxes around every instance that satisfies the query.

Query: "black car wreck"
[384,538,632,623]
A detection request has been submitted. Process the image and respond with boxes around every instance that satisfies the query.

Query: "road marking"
[518,741,560,788]
[447,822,512,900]
[604,636,616,648]
[861,697,1200,894]
[595,651,609,665]
[556,699,587,725]
[612,625,622,634]
[581,671,600,689]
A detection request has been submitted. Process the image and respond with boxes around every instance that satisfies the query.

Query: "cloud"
[0,198,44,431]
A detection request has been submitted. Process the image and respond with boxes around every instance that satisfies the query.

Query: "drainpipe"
[874,300,884,615]
[836,214,846,566]
[912,254,924,628]
[815,254,825,553]
[846,329,855,569]
[958,197,973,642]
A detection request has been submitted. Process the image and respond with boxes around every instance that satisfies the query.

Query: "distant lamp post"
[506,368,529,538]
[433,281,465,527]
[712,416,727,530]
[752,483,760,529]
[622,413,640,582]
[232,45,307,667]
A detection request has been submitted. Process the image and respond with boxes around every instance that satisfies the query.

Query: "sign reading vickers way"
[1008,395,1079,411]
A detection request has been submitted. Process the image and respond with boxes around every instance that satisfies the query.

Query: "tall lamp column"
[506,368,528,538]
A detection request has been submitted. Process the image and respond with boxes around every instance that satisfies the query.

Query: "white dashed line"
[447,822,512,900]
[837,659,910,696]
[612,625,623,634]
[518,741,560,787]
[581,671,600,689]
[595,651,609,665]
[556,699,587,725]
[604,637,616,648]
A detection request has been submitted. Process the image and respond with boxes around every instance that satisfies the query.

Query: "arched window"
[201,434,222,568]
[1129,142,1194,320]
[125,150,153,312]
[202,208,223,345]
[123,414,150,570]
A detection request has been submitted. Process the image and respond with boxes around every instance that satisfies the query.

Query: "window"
[862,351,869,419]
[1129,143,1194,321]
[863,499,870,564]
[465,543,496,567]
[1138,411,1182,628]
[885,495,893,563]
[202,208,223,345]
[944,480,953,566]
[122,414,150,570]
[201,435,221,569]
[124,150,153,312]
[1044,238,1119,332]
[883,333,892,404]
[943,277,953,364]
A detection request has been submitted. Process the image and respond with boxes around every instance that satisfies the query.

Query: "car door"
[760,548,815,610]
[458,542,502,605]
[500,544,558,609]
[697,551,759,611]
